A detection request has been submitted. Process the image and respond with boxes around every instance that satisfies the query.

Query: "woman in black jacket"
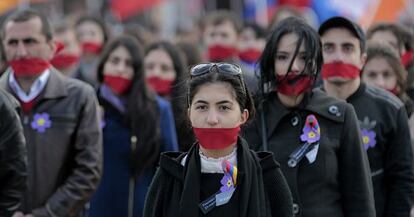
[243,17,376,217]
[144,62,293,217]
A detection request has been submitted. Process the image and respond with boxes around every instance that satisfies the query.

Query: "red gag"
[81,42,103,55]
[103,75,132,95]
[401,51,413,68]
[385,86,399,96]
[146,76,174,96]
[51,54,80,69]
[55,41,65,54]
[238,48,262,63]
[207,45,238,61]
[193,126,240,150]
[276,74,312,96]
[9,58,50,77]
[321,62,361,79]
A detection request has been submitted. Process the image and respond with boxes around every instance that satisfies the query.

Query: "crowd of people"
[0,5,413,217]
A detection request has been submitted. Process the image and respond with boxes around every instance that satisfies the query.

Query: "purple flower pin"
[300,115,321,143]
[99,119,106,129]
[361,129,376,150]
[31,113,52,133]
[220,174,234,193]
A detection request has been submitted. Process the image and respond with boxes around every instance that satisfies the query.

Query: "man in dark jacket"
[0,10,102,217]
[0,89,26,217]
[319,16,414,217]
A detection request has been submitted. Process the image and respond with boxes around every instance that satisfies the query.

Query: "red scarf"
[193,126,240,150]
[276,74,312,96]
[207,45,238,61]
[103,75,132,95]
[321,62,361,79]
[9,58,50,77]
[146,76,174,96]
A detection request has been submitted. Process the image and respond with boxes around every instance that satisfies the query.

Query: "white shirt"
[8,69,50,102]
[181,147,238,173]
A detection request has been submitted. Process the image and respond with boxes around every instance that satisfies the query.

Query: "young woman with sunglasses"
[143,63,293,217]
[88,35,178,217]
[243,17,376,217]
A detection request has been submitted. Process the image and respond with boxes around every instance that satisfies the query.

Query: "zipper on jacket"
[131,136,137,153]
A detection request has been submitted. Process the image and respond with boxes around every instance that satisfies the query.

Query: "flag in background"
[244,0,277,27]
[244,0,408,28]
[111,0,163,21]
[0,0,52,16]
[312,0,407,28]
[0,0,18,15]
[368,0,406,26]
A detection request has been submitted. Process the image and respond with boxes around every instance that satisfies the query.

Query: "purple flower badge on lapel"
[220,174,234,193]
[361,129,376,150]
[359,117,377,150]
[300,115,321,143]
[31,113,52,133]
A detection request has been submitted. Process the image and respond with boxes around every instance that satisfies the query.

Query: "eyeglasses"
[190,63,243,77]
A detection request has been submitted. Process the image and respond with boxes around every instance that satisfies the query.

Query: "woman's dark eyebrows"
[323,42,334,47]
[216,100,233,105]
[193,100,233,105]
[276,51,289,54]
[194,100,208,104]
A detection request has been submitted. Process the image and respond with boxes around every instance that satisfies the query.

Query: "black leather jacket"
[0,88,27,217]
[0,69,102,217]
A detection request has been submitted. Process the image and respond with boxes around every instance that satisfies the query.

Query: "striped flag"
[111,0,163,21]
[244,0,277,26]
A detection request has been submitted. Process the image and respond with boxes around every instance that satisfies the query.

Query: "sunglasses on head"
[188,63,246,106]
[190,63,243,77]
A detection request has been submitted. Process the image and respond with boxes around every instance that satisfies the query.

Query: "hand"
[24,214,34,217]
[12,212,24,217]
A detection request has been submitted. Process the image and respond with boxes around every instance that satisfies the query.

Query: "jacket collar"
[159,151,187,182]
[346,82,366,103]
[0,67,68,100]
[263,89,346,138]
[40,67,68,99]
[159,138,254,183]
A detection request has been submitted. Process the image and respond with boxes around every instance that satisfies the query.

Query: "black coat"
[345,83,414,217]
[0,89,26,217]
[143,138,294,217]
[243,89,376,217]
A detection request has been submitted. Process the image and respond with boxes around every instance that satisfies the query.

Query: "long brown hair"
[364,42,410,103]
[97,35,161,177]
